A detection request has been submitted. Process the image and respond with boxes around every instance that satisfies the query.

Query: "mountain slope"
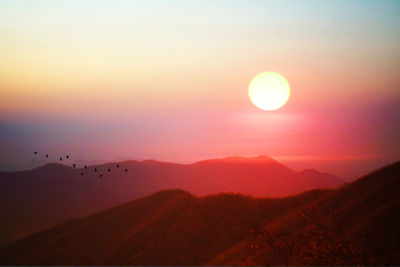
[0,189,329,265]
[0,156,342,247]
[0,161,398,265]
[209,161,400,265]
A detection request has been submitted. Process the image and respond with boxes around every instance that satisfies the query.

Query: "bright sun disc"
[248,72,290,111]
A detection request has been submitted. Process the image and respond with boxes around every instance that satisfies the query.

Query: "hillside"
[0,156,342,247]
[0,161,398,265]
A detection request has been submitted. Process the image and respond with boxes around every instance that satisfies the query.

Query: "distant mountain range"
[0,161,398,265]
[0,156,343,248]
[0,158,108,172]
[0,159,47,172]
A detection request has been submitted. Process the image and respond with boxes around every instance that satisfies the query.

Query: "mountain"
[0,159,47,172]
[0,158,108,172]
[0,161,398,265]
[0,156,342,248]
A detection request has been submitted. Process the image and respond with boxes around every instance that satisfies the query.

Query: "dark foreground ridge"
[0,161,399,265]
[0,156,343,247]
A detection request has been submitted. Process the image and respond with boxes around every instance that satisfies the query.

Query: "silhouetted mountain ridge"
[194,155,279,164]
[0,161,398,265]
[0,156,343,247]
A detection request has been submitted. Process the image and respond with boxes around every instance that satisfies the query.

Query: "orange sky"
[0,0,399,179]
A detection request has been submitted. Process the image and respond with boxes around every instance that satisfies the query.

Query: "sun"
[248,72,290,111]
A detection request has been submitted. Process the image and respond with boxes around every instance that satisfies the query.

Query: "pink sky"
[0,1,399,179]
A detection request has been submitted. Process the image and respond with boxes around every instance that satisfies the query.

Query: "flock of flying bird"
[33,151,128,178]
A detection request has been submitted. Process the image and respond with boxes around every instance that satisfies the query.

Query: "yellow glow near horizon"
[248,72,290,111]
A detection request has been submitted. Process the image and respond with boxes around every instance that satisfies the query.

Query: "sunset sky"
[1,0,399,178]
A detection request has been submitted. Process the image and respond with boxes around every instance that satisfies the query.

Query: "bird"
[45,154,48,158]
[84,165,87,169]
[107,168,111,172]
[34,151,37,155]
[116,164,120,168]
[125,168,128,172]
[99,174,103,178]
[73,163,76,168]
[94,168,97,172]
[59,157,62,161]
[66,155,69,159]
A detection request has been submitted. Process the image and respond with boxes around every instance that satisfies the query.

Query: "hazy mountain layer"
[0,161,398,265]
[0,156,342,247]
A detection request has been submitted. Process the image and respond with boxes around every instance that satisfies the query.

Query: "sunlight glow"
[248,72,290,111]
